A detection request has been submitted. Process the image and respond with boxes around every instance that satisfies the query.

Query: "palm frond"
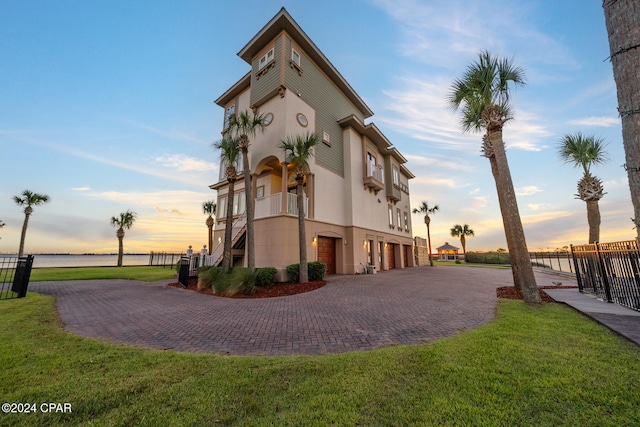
[558,133,609,175]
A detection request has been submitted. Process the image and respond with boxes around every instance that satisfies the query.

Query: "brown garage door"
[404,245,412,268]
[317,237,336,275]
[387,243,396,269]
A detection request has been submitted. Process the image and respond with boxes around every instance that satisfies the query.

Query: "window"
[323,131,331,146]
[258,48,274,70]
[219,152,244,181]
[366,240,372,265]
[367,152,377,177]
[218,195,227,219]
[388,206,394,227]
[393,167,399,186]
[291,48,301,67]
[233,191,246,216]
[256,186,265,199]
[397,209,402,230]
[224,104,235,129]
[404,212,409,232]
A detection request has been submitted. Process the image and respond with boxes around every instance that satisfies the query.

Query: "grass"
[29,266,175,282]
[1,294,639,426]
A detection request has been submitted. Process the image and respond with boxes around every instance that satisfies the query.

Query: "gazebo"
[436,242,460,261]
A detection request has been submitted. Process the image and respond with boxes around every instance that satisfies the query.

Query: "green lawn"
[1,293,639,426]
[29,266,175,282]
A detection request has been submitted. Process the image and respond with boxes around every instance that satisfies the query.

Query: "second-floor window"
[291,48,301,67]
[224,104,235,130]
[404,212,409,232]
[397,209,402,230]
[367,152,384,182]
[388,206,394,227]
[393,167,399,186]
[259,48,274,70]
[218,152,244,182]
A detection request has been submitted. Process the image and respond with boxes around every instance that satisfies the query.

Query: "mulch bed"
[496,285,578,302]
[167,277,325,299]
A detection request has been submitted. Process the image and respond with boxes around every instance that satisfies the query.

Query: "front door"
[387,243,396,269]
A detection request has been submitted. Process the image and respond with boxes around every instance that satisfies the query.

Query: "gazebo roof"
[436,242,459,251]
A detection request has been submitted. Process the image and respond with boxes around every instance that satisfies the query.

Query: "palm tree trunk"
[486,150,525,290]
[297,180,308,283]
[207,223,213,255]
[18,211,31,258]
[586,200,601,244]
[488,128,541,304]
[603,0,640,239]
[242,147,255,269]
[117,229,124,267]
[461,235,466,255]
[426,218,433,267]
[222,180,235,272]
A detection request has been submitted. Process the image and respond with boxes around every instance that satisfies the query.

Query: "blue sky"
[0,0,631,254]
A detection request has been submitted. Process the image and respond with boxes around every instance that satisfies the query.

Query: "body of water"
[25,254,151,268]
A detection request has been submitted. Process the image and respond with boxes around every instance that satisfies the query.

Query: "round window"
[263,112,274,126]
[296,113,308,127]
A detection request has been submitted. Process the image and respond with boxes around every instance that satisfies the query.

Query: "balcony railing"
[364,165,385,192]
[255,192,308,219]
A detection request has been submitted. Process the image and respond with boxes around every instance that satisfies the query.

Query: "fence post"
[570,245,584,292]
[595,243,613,303]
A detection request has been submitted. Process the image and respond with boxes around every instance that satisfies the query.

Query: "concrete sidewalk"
[544,287,640,346]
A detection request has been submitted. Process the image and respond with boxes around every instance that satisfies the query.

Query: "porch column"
[281,162,288,214]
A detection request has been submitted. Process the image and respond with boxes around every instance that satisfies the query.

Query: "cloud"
[568,116,620,127]
[516,185,542,196]
[71,186,91,191]
[125,119,210,146]
[155,206,184,215]
[528,203,552,211]
[153,154,217,172]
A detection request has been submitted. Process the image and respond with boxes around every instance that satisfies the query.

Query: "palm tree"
[412,201,439,267]
[0,220,4,239]
[13,190,50,257]
[227,110,266,269]
[110,210,137,267]
[214,135,241,272]
[202,201,216,255]
[448,50,541,304]
[450,224,475,255]
[603,1,640,238]
[558,133,609,243]
[279,132,318,283]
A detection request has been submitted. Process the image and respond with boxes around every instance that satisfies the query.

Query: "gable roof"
[436,242,459,251]
[236,7,374,118]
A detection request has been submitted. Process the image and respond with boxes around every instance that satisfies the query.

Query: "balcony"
[255,192,308,219]
[364,165,384,194]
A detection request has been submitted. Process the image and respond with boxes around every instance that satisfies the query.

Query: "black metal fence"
[529,251,573,273]
[571,241,640,311]
[148,252,184,268]
[0,255,35,300]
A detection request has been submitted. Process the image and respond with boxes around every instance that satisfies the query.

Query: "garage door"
[317,237,336,275]
[387,243,396,269]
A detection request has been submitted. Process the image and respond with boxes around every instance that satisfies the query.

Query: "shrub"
[197,266,220,290]
[465,252,511,264]
[286,264,299,284]
[308,261,327,281]
[455,259,462,265]
[256,267,277,287]
[212,268,257,296]
[286,262,327,283]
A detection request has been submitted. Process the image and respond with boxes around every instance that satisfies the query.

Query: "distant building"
[209,8,415,279]
[436,242,460,261]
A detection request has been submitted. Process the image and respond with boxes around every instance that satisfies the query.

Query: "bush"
[256,267,277,287]
[308,261,327,281]
[197,266,220,290]
[212,268,257,296]
[465,252,511,264]
[286,262,327,283]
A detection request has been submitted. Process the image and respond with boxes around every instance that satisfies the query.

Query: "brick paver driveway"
[29,267,572,356]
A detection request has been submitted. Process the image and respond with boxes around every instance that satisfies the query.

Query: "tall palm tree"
[412,201,439,267]
[13,190,50,257]
[603,0,640,238]
[214,135,241,272]
[450,224,475,255]
[279,132,318,283]
[558,133,609,243]
[202,201,216,255]
[110,210,137,267]
[0,220,4,239]
[227,110,265,269]
[448,50,541,304]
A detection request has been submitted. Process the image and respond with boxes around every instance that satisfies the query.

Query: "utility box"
[178,256,190,287]
[11,255,34,298]
[366,265,376,275]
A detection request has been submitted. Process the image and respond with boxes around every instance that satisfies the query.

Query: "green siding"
[283,37,365,177]
[250,38,282,106]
